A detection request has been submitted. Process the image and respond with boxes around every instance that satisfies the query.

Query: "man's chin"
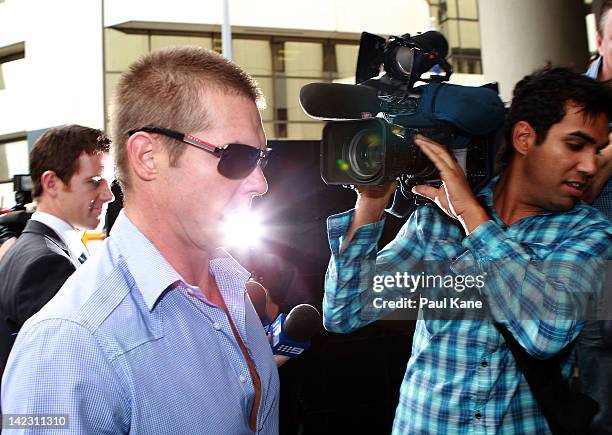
[550,198,578,212]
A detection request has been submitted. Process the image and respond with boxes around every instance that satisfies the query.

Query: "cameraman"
[323,67,612,433]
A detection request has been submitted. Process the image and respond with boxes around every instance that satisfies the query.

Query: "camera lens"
[394,46,414,79]
[346,129,384,181]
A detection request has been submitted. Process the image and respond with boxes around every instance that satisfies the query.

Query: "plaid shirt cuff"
[327,209,386,259]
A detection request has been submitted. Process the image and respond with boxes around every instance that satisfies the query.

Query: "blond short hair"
[110,46,264,192]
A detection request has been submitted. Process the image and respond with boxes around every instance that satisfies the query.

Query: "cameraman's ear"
[127,132,159,182]
[512,121,536,156]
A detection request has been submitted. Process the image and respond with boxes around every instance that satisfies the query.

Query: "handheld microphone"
[245,280,272,326]
[270,304,321,358]
[299,82,381,120]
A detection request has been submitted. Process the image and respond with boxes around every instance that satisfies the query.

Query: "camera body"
[299,31,506,215]
[320,82,504,188]
[12,174,32,211]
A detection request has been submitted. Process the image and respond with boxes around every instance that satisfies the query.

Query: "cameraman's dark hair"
[30,124,111,198]
[496,67,612,173]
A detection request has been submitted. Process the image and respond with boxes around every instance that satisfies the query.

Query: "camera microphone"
[270,304,321,358]
[299,82,381,120]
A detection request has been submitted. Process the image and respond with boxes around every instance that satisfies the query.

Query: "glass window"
[336,44,360,80]
[150,34,212,52]
[0,57,25,91]
[287,122,324,140]
[459,21,481,48]
[283,42,324,77]
[256,77,274,122]
[104,72,122,111]
[232,39,273,75]
[103,31,357,141]
[0,182,15,209]
[105,29,149,72]
[284,79,314,121]
[441,20,460,47]
[0,139,28,182]
[262,121,274,139]
[444,0,458,17]
[458,0,478,19]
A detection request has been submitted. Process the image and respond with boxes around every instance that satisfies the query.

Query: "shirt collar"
[110,210,251,311]
[586,56,602,79]
[31,211,84,258]
[476,176,582,226]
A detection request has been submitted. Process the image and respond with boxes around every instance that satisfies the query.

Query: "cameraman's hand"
[412,135,489,235]
[341,181,398,253]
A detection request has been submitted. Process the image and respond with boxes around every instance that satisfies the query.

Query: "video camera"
[0,175,33,244]
[299,31,506,217]
[11,174,32,211]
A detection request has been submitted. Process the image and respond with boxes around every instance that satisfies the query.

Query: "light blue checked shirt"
[2,211,279,434]
[324,178,612,434]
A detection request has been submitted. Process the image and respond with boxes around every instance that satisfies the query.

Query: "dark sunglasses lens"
[218,143,261,179]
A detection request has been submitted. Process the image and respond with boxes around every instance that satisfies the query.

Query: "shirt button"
[239,374,247,383]
[475,411,482,419]
[212,322,222,330]
[481,360,488,367]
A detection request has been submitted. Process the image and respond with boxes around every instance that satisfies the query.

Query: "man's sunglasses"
[127,125,272,180]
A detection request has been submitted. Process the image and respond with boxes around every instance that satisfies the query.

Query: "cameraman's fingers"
[411,184,439,201]
[414,136,455,170]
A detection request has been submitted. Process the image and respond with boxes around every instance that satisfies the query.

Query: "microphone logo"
[275,345,304,355]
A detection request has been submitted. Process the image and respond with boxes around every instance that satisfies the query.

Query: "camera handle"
[386,177,443,218]
[385,182,416,218]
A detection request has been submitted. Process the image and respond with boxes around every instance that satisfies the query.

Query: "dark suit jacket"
[0,219,78,377]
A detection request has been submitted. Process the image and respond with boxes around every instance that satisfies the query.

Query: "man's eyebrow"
[565,131,596,144]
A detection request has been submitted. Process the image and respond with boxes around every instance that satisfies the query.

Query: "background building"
[0,0,598,208]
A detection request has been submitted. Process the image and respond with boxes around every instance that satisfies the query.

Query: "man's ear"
[40,171,61,198]
[597,31,604,57]
[512,120,537,156]
[126,133,160,182]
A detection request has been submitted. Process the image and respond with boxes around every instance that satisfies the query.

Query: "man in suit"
[0,124,114,378]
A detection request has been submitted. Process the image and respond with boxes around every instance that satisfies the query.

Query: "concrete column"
[478,0,589,101]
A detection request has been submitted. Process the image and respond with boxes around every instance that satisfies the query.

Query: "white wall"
[479,0,589,102]
[0,0,105,137]
[104,0,431,36]
[0,0,28,135]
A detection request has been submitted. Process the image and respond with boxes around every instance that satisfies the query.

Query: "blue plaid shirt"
[324,178,612,434]
[2,211,279,434]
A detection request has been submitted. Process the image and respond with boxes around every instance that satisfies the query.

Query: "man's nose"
[577,150,598,176]
[245,166,268,196]
[99,181,115,204]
